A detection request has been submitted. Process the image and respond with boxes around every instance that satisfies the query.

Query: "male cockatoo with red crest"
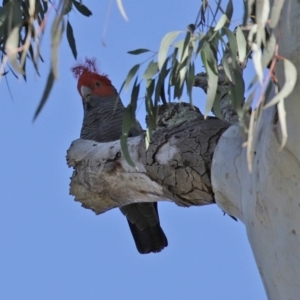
[71,58,168,254]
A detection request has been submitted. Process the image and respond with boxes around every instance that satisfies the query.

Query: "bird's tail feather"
[120,203,168,254]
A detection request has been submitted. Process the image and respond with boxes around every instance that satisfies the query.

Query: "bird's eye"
[95,81,100,87]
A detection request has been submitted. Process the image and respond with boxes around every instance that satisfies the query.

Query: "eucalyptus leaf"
[158,31,181,70]
[230,69,245,114]
[201,50,218,117]
[264,59,297,109]
[223,27,237,67]
[120,135,135,167]
[33,69,55,120]
[186,62,195,103]
[143,61,158,80]
[155,59,170,105]
[128,48,150,55]
[72,0,92,17]
[0,5,9,28]
[236,26,247,63]
[261,33,276,68]
[214,14,228,31]
[212,88,223,119]
[124,64,140,90]
[146,78,155,98]
[67,21,77,59]
[222,55,232,82]
[225,0,233,24]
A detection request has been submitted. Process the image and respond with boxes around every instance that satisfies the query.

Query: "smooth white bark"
[212,1,300,298]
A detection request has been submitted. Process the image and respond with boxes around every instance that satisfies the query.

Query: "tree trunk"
[212,2,300,299]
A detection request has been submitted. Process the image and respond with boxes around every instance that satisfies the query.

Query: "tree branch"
[67,103,230,214]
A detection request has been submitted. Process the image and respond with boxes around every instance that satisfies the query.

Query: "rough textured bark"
[67,103,229,214]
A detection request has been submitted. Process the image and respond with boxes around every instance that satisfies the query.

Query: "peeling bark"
[67,103,229,214]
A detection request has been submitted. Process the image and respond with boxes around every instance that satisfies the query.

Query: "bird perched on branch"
[71,58,168,254]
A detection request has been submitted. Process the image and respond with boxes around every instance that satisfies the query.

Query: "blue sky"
[0,1,266,299]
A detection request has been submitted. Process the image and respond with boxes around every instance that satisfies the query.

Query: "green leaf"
[33,70,55,121]
[201,50,218,117]
[0,5,9,28]
[124,64,140,90]
[223,27,237,67]
[171,47,178,68]
[145,81,155,138]
[122,106,134,135]
[212,88,223,119]
[202,43,218,75]
[118,80,125,96]
[229,69,245,115]
[256,0,270,30]
[160,84,167,105]
[143,61,158,80]
[63,1,73,15]
[51,16,65,78]
[261,33,276,68]
[120,79,140,168]
[27,37,40,75]
[186,62,195,103]
[236,26,246,63]
[12,2,23,28]
[264,59,297,109]
[225,0,233,24]
[130,78,140,113]
[173,76,184,100]
[195,32,207,54]
[243,0,255,25]
[146,79,155,98]
[67,21,77,59]
[214,14,228,31]
[177,56,189,87]
[127,48,150,55]
[155,59,170,105]
[222,56,232,82]
[72,0,92,17]
[158,31,181,70]
[120,135,135,167]
[180,32,191,62]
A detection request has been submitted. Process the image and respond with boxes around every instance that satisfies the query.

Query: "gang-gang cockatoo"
[71,58,168,254]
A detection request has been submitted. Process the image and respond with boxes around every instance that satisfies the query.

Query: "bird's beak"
[81,86,92,101]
